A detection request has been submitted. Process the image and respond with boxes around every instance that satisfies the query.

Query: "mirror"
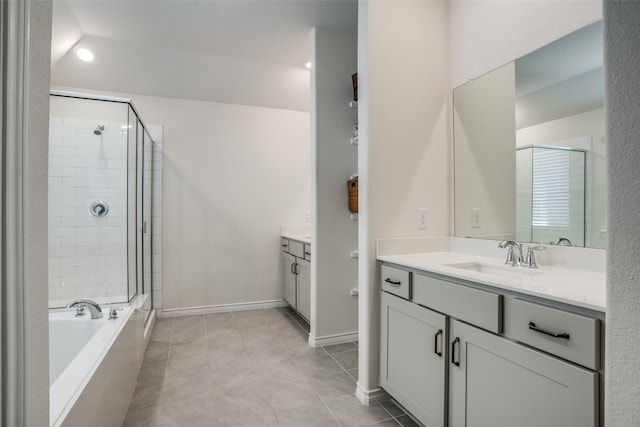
[454,20,605,249]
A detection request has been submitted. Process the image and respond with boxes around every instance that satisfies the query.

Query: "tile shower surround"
[124,307,419,427]
[48,116,164,309]
[49,116,129,304]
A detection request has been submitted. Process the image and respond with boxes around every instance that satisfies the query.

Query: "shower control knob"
[90,201,109,217]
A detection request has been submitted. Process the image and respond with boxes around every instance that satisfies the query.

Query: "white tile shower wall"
[48,116,129,306]
[148,125,163,315]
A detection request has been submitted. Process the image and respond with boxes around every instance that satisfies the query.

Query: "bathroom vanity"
[378,252,605,427]
[281,235,312,321]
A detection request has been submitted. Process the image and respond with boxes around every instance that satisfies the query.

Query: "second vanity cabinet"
[281,238,311,321]
[380,263,602,427]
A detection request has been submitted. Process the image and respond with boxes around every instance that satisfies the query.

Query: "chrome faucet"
[551,237,573,246]
[498,240,523,266]
[66,299,103,319]
[523,245,547,269]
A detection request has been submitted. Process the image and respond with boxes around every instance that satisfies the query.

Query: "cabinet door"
[449,319,598,427]
[380,291,447,427]
[296,259,311,321]
[282,252,296,308]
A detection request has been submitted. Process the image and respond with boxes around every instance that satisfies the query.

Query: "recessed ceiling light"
[305,62,312,69]
[76,48,95,62]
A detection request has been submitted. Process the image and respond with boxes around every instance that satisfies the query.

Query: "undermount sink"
[444,262,542,280]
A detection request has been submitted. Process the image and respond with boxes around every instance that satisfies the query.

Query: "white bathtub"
[49,305,141,427]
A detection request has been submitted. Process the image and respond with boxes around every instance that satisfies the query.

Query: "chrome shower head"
[93,124,105,135]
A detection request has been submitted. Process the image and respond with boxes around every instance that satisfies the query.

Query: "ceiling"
[50,0,358,112]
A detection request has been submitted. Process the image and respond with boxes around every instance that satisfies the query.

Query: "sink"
[444,262,542,280]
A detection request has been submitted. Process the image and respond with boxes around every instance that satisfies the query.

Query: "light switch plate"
[417,208,428,230]
[472,208,481,228]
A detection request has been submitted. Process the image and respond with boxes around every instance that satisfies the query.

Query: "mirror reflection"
[453,20,605,249]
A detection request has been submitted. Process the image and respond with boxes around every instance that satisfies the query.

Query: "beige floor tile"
[125,308,410,427]
[273,402,340,427]
[308,371,357,400]
[324,395,394,427]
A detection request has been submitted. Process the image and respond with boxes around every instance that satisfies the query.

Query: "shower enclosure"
[48,92,155,321]
[516,145,587,247]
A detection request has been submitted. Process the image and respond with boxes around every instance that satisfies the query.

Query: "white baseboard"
[160,299,288,317]
[355,383,389,406]
[308,331,359,348]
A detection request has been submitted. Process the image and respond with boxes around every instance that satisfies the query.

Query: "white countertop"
[378,251,606,313]
[281,233,311,245]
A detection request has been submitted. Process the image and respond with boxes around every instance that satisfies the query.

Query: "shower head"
[93,124,105,135]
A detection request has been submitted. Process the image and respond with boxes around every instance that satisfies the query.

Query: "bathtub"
[49,305,143,427]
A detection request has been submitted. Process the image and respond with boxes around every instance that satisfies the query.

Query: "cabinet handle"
[528,322,570,340]
[281,244,288,248]
[451,337,461,366]
[305,251,311,256]
[291,262,296,275]
[434,329,443,357]
[384,278,401,286]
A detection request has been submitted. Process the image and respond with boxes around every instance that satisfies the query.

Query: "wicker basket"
[348,178,358,213]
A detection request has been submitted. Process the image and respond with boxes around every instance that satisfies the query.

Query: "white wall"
[310,28,359,342]
[358,0,451,399]
[139,95,310,311]
[604,2,640,425]
[450,0,602,87]
[454,62,516,239]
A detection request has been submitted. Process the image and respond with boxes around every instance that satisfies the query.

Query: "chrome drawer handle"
[384,278,401,286]
[528,322,570,340]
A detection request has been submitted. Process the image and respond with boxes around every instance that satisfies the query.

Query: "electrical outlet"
[303,210,311,223]
[417,208,428,230]
[472,208,481,228]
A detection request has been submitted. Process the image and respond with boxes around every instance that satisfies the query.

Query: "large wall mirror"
[453,20,605,249]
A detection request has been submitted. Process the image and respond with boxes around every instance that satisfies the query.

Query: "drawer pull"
[384,278,402,286]
[451,337,460,366]
[434,329,443,357]
[305,251,311,256]
[528,322,570,340]
[282,244,288,248]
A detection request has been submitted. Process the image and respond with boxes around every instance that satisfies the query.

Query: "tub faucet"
[66,299,103,319]
[498,240,523,266]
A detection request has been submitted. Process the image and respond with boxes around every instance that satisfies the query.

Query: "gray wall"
[604,1,640,424]
[26,0,53,424]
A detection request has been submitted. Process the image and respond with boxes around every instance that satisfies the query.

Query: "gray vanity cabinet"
[296,258,311,320]
[380,291,447,427]
[379,261,601,427]
[282,251,297,307]
[449,319,598,427]
[281,238,311,321]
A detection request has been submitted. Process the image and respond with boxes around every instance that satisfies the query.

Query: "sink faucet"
[66,299,103,319]
[551,237,573,246]
[498,240,523,266]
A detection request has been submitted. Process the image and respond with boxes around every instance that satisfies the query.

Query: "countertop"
[378,251,606,313]
[281,233,311,245]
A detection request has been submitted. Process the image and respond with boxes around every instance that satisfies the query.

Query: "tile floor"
[123,307,421,427]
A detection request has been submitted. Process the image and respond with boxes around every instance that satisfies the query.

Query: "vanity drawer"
[413,273,502,334]
[288,240,305,258]
[381,265,410,299]
[280,238,289,252]
[303,244,312,261]
[505,298,600,370]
